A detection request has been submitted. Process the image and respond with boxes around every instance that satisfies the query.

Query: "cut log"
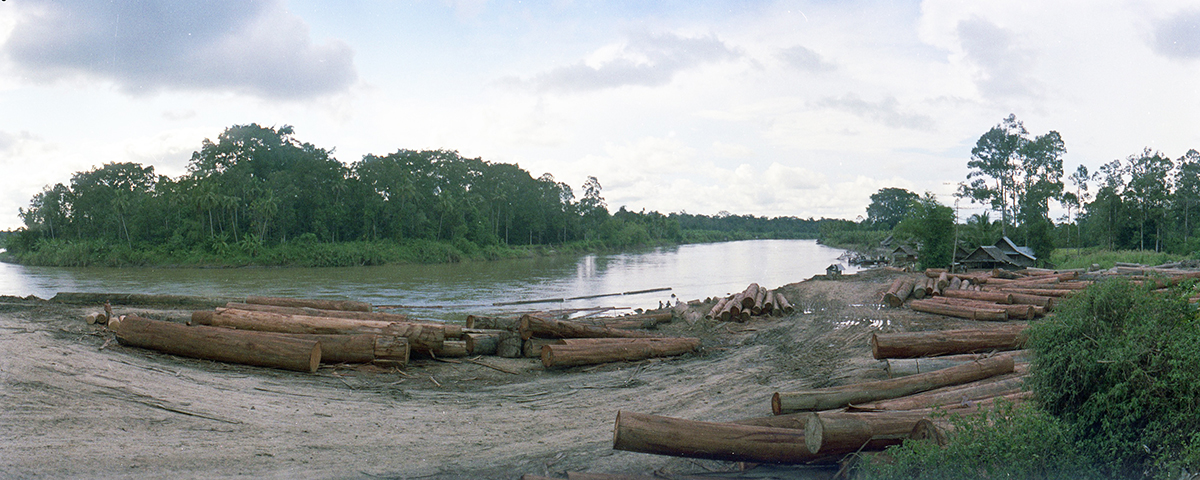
[192,309,445,354]
[936,272,950,291]
[741,284,761,309]
[464,332,501,355]
[519,314,661,341]
[245,295,371,312]
[856,370,1027,411]
[995,287,1075,297]
[112,315,320,373]
[262,332,409,364]
[84,312,108,325]
[909,418,952,446]
[761,290,775,314]
[771,354,1013,414]
[949,277,962,290]
[225,302,409,323]
[706,297,730,320]
[751,286,767,315]
[578,312,673,330]
[940,289,1013,304]
[886,350,1031,377]
[909,299,1008,321]
[612,411,826,464]
[922,296,1035,320]
[496,331,524,358]
[805,410,939,455]
[776,292,795,315]
[433,340,468,358]
[911,280,927,300]
[1008,293,1055,309]
[870,324,1029,359]
[925,268,948,278]
[883,278,915,308]
[465,315,521,331]
[541,337,700,368]
[523,338,561,358]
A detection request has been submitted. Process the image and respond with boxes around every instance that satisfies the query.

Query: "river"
[0,239,857,321]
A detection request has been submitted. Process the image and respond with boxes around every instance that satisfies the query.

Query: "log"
[112,315,320,373]
[771,354,1013,414]
[226,302,409,323]
[464,332,501,355]
[496,331,524,358]
[909,299,1007,321]
[741,284,761,309]
[51,292,234,308]
[995,287,1075,297]
[881,277,905,306]
[883,278,915,308]
[541,337,700,368]
[84,312,108,325]
[923,278,935,296]
[245,295,371,312]
[949,277,962,290]
[578,312,673,330]
[519,314,660,341]
[909,418,952,446]
[922,296,1035,319]
[751,285,767,315]
[925,268,948,278]
[263,332,409,364]
[936,272,950,291]
[805,410,939,455]
[192,309,445,354]
[856,370,1027,411]
[776,292,795,315]
[761,289,775,314]
[523,338,561,358]
[940,289,1013,304]
[706,297,730,320]
[465,315,520,331]
[886,350,1031,377]
[870,324,1029,359]
[1008,293,1055,309]
[612,411,824,464]
[433,340,468,358]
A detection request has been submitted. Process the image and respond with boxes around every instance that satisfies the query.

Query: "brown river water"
[0,239,856,321]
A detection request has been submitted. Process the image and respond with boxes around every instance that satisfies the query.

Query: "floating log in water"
[541,337,700,368]
[909,299,1007,321]
[112,315,321,373]
[870,324,1029,359]
[192,309,445,354]
[771,354,1014,414]
[612,411,825,464]
[52,292,234,308]
[519,314,660,341]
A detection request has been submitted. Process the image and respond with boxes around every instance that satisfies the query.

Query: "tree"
[1124,148,1173,251]
[894,193,955,270]
[865,187,919,229]
[1064,165,1090,248]
[1173,149,1200,248]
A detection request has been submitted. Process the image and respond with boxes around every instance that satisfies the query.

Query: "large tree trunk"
[775,292,795,315]
[264,332,409,365]
[855,370,1027,411]
[245,295,372,312]
[465,315,520,331]
[886,350,1031,377]
[706,297,731,320]
[940,289,1014,304]
[612,411,829,464]
[772,354,1013,414]
[111,315,320,373]
[993,287,1076,297]
[575,312,673,330]
[870,324,1028,359]
[192,310,445,354]
[464,332,501,355]
[908,299,1008,321]
[804,410,945,455]
[519,314,661,341]
[541,338,699,368]
[1007,293,1055,309]
[921,297,1035,319]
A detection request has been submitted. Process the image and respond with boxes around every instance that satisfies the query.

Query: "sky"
[1,0,1198,231]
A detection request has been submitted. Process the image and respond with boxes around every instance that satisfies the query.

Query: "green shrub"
[858,400,1089,480]
[1027,279,1200,479]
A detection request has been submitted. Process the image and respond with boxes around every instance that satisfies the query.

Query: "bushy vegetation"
[858,400,1090,480]
[861,280,1200,479]
[8,124,818,267]
[1049,247,1193,270]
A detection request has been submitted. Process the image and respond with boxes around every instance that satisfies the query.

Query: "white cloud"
[1152,9,1200,60]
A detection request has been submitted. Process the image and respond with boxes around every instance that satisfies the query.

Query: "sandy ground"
[0,269,974,479]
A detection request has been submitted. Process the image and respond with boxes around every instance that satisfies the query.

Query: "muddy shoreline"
[0,269,974,479]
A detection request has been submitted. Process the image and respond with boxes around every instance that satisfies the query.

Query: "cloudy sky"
[1,0,1198,230]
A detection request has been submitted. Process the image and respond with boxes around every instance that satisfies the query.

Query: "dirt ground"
[0,269,976,479]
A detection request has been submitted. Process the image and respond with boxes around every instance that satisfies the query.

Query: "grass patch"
[1049,247,1191,270]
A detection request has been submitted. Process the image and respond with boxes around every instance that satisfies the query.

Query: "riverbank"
[3,230,808,268]
[0,268,958,478]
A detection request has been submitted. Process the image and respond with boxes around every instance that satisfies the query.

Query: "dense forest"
[822,114,1200,269]
[5,124,819,266]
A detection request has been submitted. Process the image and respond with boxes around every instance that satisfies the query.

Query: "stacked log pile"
[704,283,793,322]
[877,267,1100,320]
[609,349,1030,465]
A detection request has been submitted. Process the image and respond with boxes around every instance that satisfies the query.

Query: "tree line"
[830,114,1200,268]
[7,124,820,266]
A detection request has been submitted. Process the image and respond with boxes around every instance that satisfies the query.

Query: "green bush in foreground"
[858,400,1090,480]
[1027,279,1200,479]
